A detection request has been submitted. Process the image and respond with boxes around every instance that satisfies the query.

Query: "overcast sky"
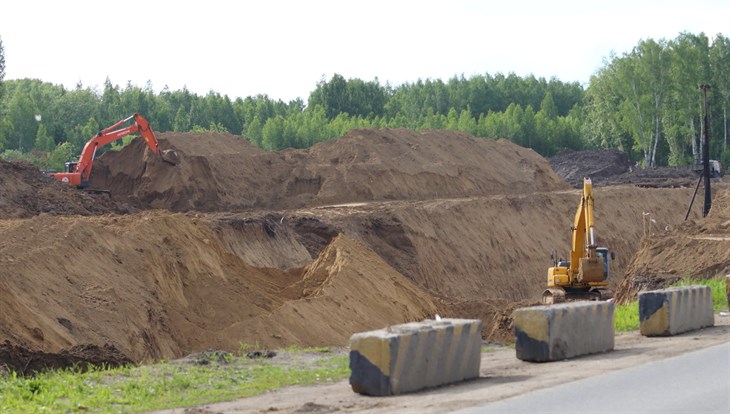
[1,0,727,102]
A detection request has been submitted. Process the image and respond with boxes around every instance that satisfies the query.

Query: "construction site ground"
[157,315,730,414]
[1,129,729,408]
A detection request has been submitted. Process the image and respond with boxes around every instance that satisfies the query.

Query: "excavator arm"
[569,177,602,281]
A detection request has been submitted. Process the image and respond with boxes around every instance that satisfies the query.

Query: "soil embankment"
[0,130,724,371]
[91,129,569,211]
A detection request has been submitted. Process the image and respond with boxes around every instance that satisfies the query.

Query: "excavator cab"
[596,247,610,279]
[64,162,78,173]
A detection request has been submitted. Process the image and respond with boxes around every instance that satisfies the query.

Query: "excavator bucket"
[577,257,605,283]
[161,149,179,165]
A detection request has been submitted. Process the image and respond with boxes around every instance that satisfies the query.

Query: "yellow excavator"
[542,177,613,304]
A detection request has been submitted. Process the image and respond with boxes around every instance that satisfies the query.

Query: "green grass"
[670,277,728,312]
[614,300,640,332]
[614,276,729,333]
[0,347,349,413]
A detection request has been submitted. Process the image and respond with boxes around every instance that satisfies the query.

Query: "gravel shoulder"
[156,314,730,414]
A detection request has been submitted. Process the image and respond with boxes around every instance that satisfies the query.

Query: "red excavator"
[45,113,177,188]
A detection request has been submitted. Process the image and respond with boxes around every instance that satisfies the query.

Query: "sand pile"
[91,129,569,211]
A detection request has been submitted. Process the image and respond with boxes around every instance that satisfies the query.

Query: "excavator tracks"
[541,288,613,305]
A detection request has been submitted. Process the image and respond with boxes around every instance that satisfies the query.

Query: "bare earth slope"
[615,183,730,302]
[91,129,569,211]
[0,213,436,362]
[0,129,719,371]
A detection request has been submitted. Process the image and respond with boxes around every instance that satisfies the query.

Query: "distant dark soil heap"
[549,148,700,188]
[0,341,132,375]
[0,158,123,218]
[549,149,632,187]
[91,129,570,211]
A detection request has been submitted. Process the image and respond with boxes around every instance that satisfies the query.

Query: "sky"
[0,0,727,102]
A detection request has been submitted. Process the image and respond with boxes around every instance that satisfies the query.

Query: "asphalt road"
[455,341,730,414]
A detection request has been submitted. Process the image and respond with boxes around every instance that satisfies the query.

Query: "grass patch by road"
[0,347,350,413]
[670,277,728,311]
[614,276,729,332]
[615,300,640,332]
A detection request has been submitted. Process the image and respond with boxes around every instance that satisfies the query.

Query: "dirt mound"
[0,342,132,376]
[0,211,437,361]
[0,158,125,218]
[550,149,700,188]
[90,129,569,211]
[615,183,730,303]
[550,148,632,187]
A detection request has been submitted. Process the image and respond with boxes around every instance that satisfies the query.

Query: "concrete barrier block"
[514,301,614,362]
[639,285,714,336]
[349,318,482,396]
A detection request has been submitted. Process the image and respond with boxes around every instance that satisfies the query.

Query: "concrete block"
[349,318,482,396]
[514,301,614,362]
[639,285,714,336]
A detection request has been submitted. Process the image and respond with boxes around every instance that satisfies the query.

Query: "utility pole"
[700,84,711,217]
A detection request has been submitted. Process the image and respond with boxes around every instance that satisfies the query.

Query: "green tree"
[583,61,633,153]
[297,105,329,147]
[34,123,54,152]
[245,116,263,147]
[76,117,100,150]
[0,117,12,151]
[309,74,348,119]
[48,141,78,171]
[710,34,730,154]
[191,122,228,133]
[308,74,387,120]
[173,106,191,132]
[6,90,37,151]
[540,92,558,120]
[262,115,286,150]
[664,32,710,165]
[99,78,122,126]
[457,107,477,135]
[446,107,459,130]
[0,35,5,101]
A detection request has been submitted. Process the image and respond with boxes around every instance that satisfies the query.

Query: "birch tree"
[665,32,710,165]
[710,34,730,154]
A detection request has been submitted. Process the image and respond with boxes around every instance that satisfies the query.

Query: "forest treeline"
[0,31,728,171]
